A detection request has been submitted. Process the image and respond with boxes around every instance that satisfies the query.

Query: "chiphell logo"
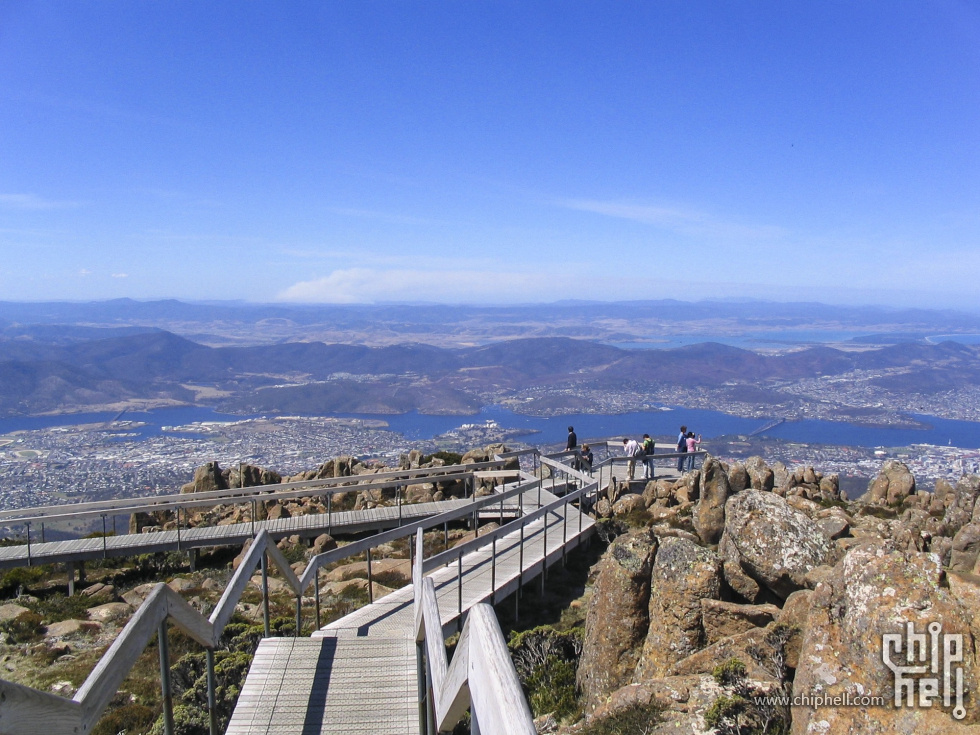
[882,621,966,720]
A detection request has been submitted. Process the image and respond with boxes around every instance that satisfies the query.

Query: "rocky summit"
[576,456,980,734]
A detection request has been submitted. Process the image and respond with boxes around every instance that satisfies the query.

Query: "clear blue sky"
[1,2,978,308]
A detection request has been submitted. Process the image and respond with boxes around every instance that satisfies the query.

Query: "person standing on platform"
[676,425,688,472]
[580,443,594,474]
[566,426,577,451]
[642,433,656,479]
[686,431,701,470]
[623,436,642,480]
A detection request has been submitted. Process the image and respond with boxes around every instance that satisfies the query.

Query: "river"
[3,404,980,449]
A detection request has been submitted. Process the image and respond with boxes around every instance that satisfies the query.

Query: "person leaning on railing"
[580,444,594,474]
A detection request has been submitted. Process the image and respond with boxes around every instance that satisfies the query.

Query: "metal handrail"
[0,450,596,735]
[0,528,294,735]
[0,460,508,525]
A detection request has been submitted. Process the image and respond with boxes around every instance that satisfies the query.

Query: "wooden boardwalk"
[227,486,594,735]
[0,497,521,570]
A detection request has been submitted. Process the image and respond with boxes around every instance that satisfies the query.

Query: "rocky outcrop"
[577,530,658,712]
[700,599,779,644]
[792,545,979,733]
[867,459,915,505]
[633,537,722,681]
[180,461,227,494]
[720,491,836,601]
[693,457,729,545]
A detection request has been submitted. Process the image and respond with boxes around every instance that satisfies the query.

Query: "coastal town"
[1,409,978,530]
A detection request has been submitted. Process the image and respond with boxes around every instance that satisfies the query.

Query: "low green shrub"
[0,610,45,643]
[577,702,665,735]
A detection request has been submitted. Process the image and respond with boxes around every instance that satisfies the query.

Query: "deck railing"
[0,450,599,735]
[413,529,535,735]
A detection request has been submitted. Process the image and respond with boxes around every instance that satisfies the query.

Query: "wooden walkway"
[0,497,521,570]
[227,486,594,735]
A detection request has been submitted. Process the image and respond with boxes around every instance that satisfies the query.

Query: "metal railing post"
[398,490,403,527]
[327,494,332,535]
[206,648,217,735]
[491,537,496,606]
[315,566,322,630]
[367,547,374,604]
[101,515,108,558]
[261,551,271,638]
[457,551,463,617]
[159,620,175,735]
[25,522,31,566]
[541,512,548,596]
[562,496,568,567]
[40,522,44,544]
[176,506,181,551]
[251,501,256,538]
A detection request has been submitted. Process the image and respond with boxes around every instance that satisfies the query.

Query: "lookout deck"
[226,486,594,734]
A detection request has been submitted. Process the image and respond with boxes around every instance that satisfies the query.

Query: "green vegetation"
[422,451,463,465]
[576,702,665,735]
[508,625,582,721]
[0,609,45,643]
[712,657,747,687]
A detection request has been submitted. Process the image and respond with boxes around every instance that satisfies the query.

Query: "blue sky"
[1,2,978,308]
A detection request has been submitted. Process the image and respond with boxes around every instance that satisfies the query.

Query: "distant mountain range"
[2,298,979,349]
[1,320,979,418]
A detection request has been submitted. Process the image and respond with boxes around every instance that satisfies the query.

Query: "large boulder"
[720,491,836,601]
[180,461,227,494]
[867,459,915,505]
[950,522,980,571]
[633,537,722,681]
[700,599,779,645]
[792,545,980,733]
[577,530,658,712]
[743,456,774,492]
[693,456,729,545]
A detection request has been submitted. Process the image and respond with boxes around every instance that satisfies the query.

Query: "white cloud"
[557,198,786,240]
[0,193,79,210]
[278,268,557,304]
[78,268,92,277]
[111,273,129,278]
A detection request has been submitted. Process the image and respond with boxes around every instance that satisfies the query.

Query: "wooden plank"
[75,584,171,730]
[467,605,535,735]
[0,678,82,735]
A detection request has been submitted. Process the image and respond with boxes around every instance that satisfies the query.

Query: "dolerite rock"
[727,463,750,493]
[181,461,227,494]
[720,491,835,601]
[743,456,774,492]
[950,522,980,571]
[693,456,729,545]
[612,493,646,516]
[633,537,722,681]
[792,545,980,733]
[867,459,915,505]
[577,530,657,712]
[225,463,282,488]
[700,599,779,645]
[944,475,980,533]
